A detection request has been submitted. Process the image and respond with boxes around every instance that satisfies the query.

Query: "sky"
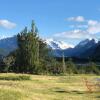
[0,0,100,46]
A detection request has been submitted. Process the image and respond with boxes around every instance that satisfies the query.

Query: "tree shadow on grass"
[71,90,84,94]
[54,89,69,93]
[96,96,100,98]
[53,88,85,94]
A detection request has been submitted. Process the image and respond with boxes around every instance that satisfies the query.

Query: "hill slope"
[0,36,17,56]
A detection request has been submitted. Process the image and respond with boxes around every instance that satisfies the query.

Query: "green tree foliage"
[66,58,78,74]
[88,62,100,75]
[48,58,63,75]
[38,39,51,74]
[16,21,39,73]
[3,56,15,72]
[15,20,53,74]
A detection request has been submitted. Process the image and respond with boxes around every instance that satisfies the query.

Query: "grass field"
[0,73,99,100]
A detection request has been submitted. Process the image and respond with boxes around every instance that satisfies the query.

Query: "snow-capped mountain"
[76,38,98,47]
[71,38,98,57]
[74,38,98,52]
[0,36,99,58]
[52,38,99,57]
[45,38,74,50]
[0,37,74,56]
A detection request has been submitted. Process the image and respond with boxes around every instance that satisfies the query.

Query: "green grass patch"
[0,74,31,81]
[0,89,23,100]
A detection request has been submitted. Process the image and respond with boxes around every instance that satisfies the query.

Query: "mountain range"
[46,38,100,58]
[0,36,100,59]
[0,36,17,56]
[45,38,74,50]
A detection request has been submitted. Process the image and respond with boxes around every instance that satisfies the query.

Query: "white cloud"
[87,23,100,34]
[87,20,100,34]
[0,19,16,29]
[67,16,85,22]
[88,20,98,26]
[54,16,100,40]
[67,16,100,34]
[54,29,94,39]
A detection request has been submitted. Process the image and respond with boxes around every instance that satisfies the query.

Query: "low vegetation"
[0,73,99,100]
[0,74,31,81]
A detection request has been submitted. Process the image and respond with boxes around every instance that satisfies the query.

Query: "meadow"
[0,73,99,100]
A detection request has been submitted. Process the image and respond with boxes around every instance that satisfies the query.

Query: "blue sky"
[0,0,100,45]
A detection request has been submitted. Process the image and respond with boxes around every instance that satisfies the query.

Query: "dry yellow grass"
[0,73,99,100]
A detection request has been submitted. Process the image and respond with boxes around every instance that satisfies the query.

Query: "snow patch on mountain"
[45,38,74,50]
[77,38,98,47]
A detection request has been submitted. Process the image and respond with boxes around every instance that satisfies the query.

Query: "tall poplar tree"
[62,52,66,73]
[16,20,39,73]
